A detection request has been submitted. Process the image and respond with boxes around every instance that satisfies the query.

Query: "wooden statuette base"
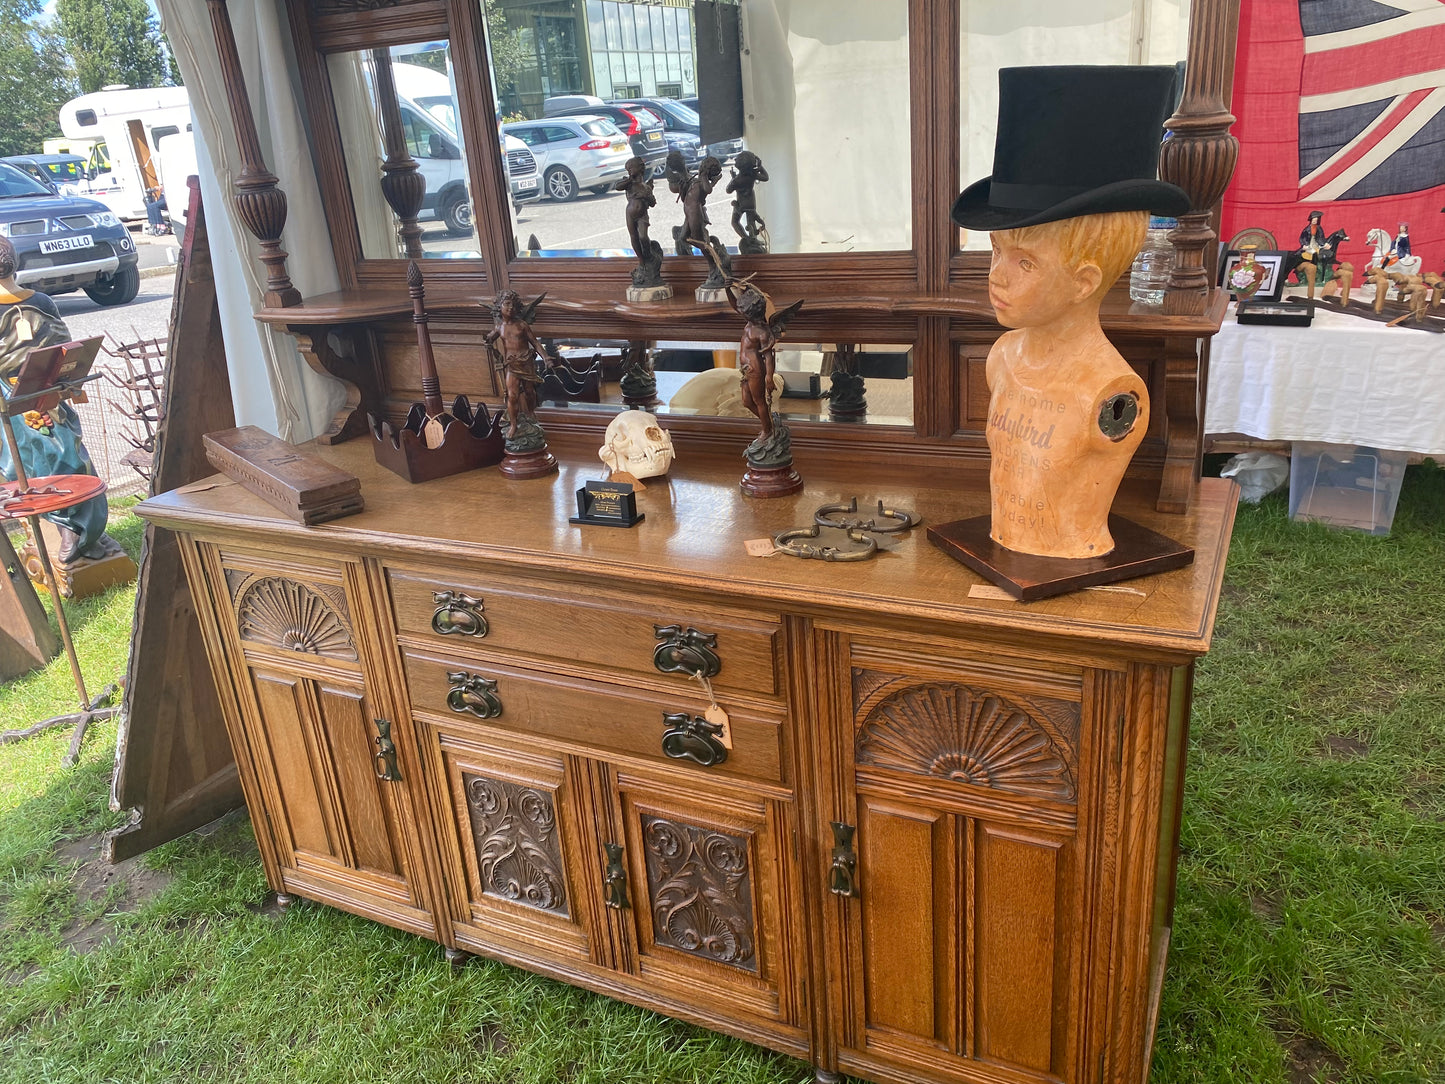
[740,462,804,499]
[499,445,559,480]
[928,514,1194,601]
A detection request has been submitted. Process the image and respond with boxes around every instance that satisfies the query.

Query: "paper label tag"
[609,470,645,490]
[176,478,237,494]
[744,538,778,557]
[967,584,1016,600]
[704,703,733,749]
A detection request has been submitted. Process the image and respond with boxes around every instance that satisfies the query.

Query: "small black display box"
[570,480,645,528]
[1237,301,1313,327]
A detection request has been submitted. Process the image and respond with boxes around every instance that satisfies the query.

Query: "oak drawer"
[387,568,783,699]
[401,647,787,788]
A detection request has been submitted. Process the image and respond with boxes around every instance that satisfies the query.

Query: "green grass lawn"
[2,470,1443,1084]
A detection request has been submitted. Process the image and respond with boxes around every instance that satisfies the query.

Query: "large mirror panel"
[330,41,497,260]
[483,0,911,258]
[532,339,913,427]
[956,1,1190,251]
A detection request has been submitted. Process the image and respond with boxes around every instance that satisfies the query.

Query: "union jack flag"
[1221,0,1445,273]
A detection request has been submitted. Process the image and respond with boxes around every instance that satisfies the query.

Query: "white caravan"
[58,86,192,220]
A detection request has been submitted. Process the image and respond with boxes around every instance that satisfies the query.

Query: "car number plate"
[517,177,538,190]
[39,234,93,254]
[646,131,662,142]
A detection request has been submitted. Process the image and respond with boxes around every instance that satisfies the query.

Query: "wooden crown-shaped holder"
[370,263,506,483]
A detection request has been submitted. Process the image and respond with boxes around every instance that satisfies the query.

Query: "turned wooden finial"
[1158,0,1242,315]
[373,48,427,260]
[206,0,301,308]
[407,261,444,419]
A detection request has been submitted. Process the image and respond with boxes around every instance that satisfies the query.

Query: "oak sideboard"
[137,442,1236,1084]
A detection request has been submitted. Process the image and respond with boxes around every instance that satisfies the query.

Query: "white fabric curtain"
[327,50,400,260]
[155,0,347,441]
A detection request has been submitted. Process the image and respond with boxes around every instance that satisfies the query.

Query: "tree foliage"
[56,0,172,95]
[0,0,77,157]
[483,0,529,107]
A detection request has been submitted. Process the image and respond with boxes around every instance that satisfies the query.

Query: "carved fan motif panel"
[232,575,358,661]
[856,683,1078,802]
[463,773,570,917]
[640,816,757,972]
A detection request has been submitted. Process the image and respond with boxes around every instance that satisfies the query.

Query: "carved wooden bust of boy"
[952,65,1190,562]
[984,211,1148,557]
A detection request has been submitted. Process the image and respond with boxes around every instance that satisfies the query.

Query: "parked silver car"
[502,116,632,203]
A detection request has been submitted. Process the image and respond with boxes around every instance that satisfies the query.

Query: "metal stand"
[0,407,119,767]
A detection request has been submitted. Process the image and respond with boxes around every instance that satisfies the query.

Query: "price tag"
[692,671,734,749]
[744,538,778,557]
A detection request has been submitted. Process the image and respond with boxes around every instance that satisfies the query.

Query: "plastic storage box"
[1288,442,1408,535]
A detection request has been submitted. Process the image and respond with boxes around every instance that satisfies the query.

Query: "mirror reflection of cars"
[610,98,737,164]
[502,116,632,203]
[543,95,668,176]
[0,161,139,306]
[396,100,540,235]
[0,155,92,196]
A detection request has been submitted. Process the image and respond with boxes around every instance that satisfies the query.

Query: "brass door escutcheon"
[829,822,859,898]
[372,717,402,782]
[660,711,729,767]
[445,671,503,718]
[432,590,488,637]
[653,625,721,679]
[603,842,629,909]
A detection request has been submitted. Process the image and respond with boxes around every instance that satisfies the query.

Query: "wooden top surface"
[256,284,1230,337]
[138,439,1238,662]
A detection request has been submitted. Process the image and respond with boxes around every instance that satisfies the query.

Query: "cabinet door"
[840,673,1088,1084]
[216,552,432,935]
[415,716,597,968]
[609,765,804,1041]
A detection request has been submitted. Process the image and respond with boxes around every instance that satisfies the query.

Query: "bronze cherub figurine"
[614,156,670,300]
[483,290,558,478]
[727,151,769,254]
[666,150,723,258]
[724,279,804,497]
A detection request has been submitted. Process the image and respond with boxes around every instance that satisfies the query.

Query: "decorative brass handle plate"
[445,671,503,719]
[432,590,487,637]
[774,525,878,562]
[829,821,859,898]
[373,717,402,781]
[653,625,721,679]
[660,711,729,767]
[603,842,629,909]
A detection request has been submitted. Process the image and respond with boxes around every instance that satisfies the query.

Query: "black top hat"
[952,65,1190,232]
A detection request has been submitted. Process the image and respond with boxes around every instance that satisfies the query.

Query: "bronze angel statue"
[482,290,551,449]
[666,150,723,257]
[724,279,803,461]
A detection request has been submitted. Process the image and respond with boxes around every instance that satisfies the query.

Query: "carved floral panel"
[856,683,1077,802]
[463,773,570,917]
[232,575,357,662]
[641,816,757,972]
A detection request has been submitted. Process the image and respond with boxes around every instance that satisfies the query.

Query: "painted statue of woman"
[0,237,120,564]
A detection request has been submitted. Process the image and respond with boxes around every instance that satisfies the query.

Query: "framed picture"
[1217,249,1287,303]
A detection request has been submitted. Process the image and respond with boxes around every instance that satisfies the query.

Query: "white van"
[59,86,192,221]
[389,62,539,235]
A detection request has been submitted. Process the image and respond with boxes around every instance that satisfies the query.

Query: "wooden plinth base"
[741,462,804,498]
[22,521,137,600]
[500,446,559,479]
[928,514,1194,601]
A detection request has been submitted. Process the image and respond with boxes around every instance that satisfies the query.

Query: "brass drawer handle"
[432,590,487,638]
[653,625,721,680]
[445,671,503,719]
[603,842,629,910]
[660,711,729,768]
[829,822,859,899]
[373,717,402,782]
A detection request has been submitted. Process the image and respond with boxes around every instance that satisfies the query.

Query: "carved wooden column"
[1159,0,1241,315]
[206,0,302,308]
[372,48,426,260]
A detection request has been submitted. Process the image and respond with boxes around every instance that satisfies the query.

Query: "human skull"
[599,410,675,479]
